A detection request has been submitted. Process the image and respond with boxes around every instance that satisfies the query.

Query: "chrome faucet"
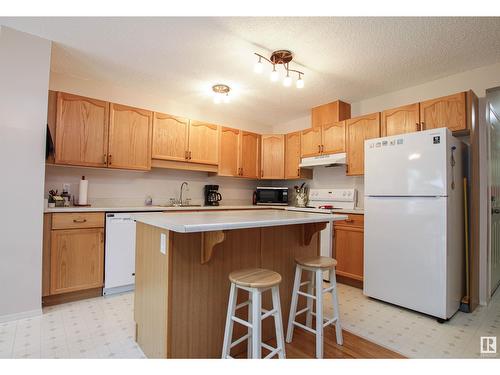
[179,182,188,206]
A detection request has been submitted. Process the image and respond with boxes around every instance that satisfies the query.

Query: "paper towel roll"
[78,176,88,205]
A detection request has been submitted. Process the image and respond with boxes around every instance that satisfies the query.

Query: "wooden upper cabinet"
[322,121,346,154]
[55,92,109,167]
[50,228,104,295]
[346,112,380,176]
[261,135,285,179]
[152,113,189,162]
[188,120,219,165]
[285,132,301,179]
[219,127,241,176]
[301,127,322,157]
[240,131,260,179]
[381,103,420,137]
[420,92,467,132]
[108,103,152,170]
[311,100,351,128]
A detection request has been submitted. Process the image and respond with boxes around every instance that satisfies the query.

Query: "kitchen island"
[132,209,347,358]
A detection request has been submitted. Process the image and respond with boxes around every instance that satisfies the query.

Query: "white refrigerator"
[363,127,464,320]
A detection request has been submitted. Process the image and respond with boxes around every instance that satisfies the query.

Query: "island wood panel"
[188,120,220,165]
[134,222,170,359]
[381,103,420,137]
[260,134,285,179]
[346,112,380,176]
[152,113,189,162]
[135,223,321,358]
[322,121,346,154]
[108,103,152,170]
[50,228,104,295]
[420,91,467,132]
[55,92,109,167]
[219,127,241,176]
[169,228,262,358]
[240,131,260,178]
[301,127,322,157]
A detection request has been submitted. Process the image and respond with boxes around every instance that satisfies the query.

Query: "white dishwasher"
[104,213,137,295]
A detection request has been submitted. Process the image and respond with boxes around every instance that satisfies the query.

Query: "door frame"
[486,99,500,297]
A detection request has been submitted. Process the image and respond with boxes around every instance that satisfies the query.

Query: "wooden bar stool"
[286,256,343,359]
[222,268,286,359]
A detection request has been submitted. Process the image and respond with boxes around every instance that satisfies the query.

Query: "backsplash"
[274,167,365,208]
[44,165,260,207]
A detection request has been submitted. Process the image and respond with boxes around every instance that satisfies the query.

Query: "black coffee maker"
[204,185,222,206]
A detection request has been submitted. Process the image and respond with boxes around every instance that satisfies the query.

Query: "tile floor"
[0,292,144,359]
[0,284,498,359]
[325,283,500,358]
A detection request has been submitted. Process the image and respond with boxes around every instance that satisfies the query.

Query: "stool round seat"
[295,255,337,269]
[229,268,282,288]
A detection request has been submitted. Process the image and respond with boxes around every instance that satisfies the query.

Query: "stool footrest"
[235,300,250,310]
[323,317,338,328]
[297,290,316,299]
[295,306,310,316]
[323,285,335,293]
[292,320,317,335]
[261,342,281,359]
[230,333,251,348]
[261,308,277,320]
[231,315,252,328]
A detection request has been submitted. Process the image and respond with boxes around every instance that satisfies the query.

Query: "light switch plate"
[160,233,167,255]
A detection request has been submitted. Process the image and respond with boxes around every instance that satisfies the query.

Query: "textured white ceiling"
[2,17,500,129]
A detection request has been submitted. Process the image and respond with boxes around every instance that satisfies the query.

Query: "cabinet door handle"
[185,150,189,160]
[189,151,192,160]
[321,145,324,153]
[73,218,87,223]
[416,122,420,131]
[297,168,300,177]
[345,218,353,223]
[103,154,107,164]
[318,145,321,153]
[420,121,425,130]
[108,154,112,165]
[261,170,264,178]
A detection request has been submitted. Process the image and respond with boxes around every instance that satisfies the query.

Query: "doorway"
[487,87,500,296]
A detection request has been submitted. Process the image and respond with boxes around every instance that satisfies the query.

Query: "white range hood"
[299,152,347,168]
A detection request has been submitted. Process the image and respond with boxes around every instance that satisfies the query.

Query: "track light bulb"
[296,76,304,89]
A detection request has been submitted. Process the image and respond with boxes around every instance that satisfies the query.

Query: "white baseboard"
[0,308,42,323]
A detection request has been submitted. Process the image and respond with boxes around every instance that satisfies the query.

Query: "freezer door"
[365,128,449,196]
[363,196,450,318]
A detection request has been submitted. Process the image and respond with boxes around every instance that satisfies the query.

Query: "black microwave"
[255,187,288,205]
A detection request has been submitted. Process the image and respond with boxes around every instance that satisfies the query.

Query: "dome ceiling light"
[253,50,305,89]
[212,84,231,104]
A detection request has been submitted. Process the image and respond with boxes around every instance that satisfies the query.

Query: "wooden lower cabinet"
[43,213,105,303]
[333,214,364,287]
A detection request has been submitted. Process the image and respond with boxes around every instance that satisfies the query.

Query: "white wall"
[0,27,51,321]
[45,165,259,207]
[50,71,273,134]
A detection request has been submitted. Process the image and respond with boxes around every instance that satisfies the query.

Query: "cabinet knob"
[108,154,112,165]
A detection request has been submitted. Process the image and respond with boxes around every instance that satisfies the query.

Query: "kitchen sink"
[157,204,202,208]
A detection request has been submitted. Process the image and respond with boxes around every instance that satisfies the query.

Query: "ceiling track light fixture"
[253,50,305,88]
[212,84,231,104]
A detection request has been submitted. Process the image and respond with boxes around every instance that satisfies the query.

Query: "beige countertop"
[44,204,364,214]
[132,209,348,233]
